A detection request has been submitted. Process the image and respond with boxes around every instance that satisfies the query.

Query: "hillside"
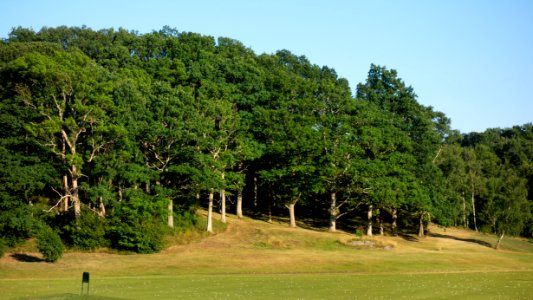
[2,212,532,277]
[1,212,532,299]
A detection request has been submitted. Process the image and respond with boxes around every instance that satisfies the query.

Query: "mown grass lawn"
[3,271,533,299]
[1,214,532,299]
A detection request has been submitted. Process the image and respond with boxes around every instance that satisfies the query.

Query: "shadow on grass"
[297,217,329,231]
[11,253,43,262]
[253,213,282,224]
[253,214,332,232]
[429,232,493,248]
[399,233,419,242]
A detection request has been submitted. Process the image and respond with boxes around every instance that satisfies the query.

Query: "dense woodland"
[0,26,531,255]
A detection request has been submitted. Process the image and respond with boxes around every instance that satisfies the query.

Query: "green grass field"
[3,271,533,299]
[1,213,532,299]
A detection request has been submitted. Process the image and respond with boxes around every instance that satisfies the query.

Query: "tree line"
[0,26,531,255]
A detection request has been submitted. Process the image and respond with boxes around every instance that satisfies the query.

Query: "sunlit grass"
[4,272,533,299]
[1,213,532,299]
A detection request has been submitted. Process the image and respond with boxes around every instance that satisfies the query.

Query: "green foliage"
[0,206,38,246]
[0,238,5,258]
[172,207,200,230]
[108,190,167,253]
[482,167,530,236]
[109,219,166,253]
[37,226,64,262]
[438,125,533,237]
[61,209,109,250]
[1,25,531,249]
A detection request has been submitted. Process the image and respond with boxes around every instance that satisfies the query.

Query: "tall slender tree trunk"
[71,165,81,218]
[167,198,174,228]
[379,212,384,236]
[288,202,297,228]
[28,199,33,217]
[471,189,478,232]
[462,192,467,228]
[236,190,243,219]
[220,173,226,223]
[391,208,398,236]
[418,212,425,237]
[329,192,338,232]
[268,200,273,223]
[253,176,258,210]
[62,175,70,212]
[495,231,505,249]
[220,188,226,223]
[98,196,106,217]
[366,204,373,236]
[207,189,214,233]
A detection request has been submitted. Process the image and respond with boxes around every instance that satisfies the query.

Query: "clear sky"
[1,0,532,133]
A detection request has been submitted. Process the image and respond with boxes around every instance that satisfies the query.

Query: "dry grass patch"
[1,212,532,279]
[1,212,532,298]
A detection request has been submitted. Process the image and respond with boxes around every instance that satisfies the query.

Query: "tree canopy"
[0,26,531,254]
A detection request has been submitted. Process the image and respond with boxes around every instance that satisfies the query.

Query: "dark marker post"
[81,272,90,296]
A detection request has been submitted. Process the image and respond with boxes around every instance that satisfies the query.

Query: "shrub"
[62,209,109,250]
[37,226,64,262]
[173,207,200,230]
[107,191,167,253]
[0,206,35,247]
[109,219,165,253]
[355,228,364,237]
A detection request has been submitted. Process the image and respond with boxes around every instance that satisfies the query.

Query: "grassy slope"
[1,213,532,299]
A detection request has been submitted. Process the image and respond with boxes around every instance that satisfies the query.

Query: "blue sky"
[1,0,532,133]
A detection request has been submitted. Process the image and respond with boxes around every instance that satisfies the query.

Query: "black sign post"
[81,272,90,296]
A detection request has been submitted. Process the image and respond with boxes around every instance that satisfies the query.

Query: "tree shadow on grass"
[399,233,419,242]
[429,232,493,248]
[252,213,287,225]
[297,217,329,231]
[10,253,43,262]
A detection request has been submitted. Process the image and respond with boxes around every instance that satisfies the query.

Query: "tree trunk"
[236,190,243,219]
[62,175,70,212]
[462,193,467,228]
[220,188,226,223]
[207,189,214,233]
[27,199,34,218]
[471,190,478,232]
[288,202,297,228]
[71,166,81,218]
[268,200,273,223]
[220,173,226,223]
[379,212,384,236]
[391,208,398,236]
[253,176,258,210]
[167,198,174,228]
[495,231,505,250]
[366,204,373,236]
[329,192,338,232]
[97,196,106,217]
[418,212,425,237]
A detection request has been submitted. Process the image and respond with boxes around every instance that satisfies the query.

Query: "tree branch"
[61,129,75,152]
